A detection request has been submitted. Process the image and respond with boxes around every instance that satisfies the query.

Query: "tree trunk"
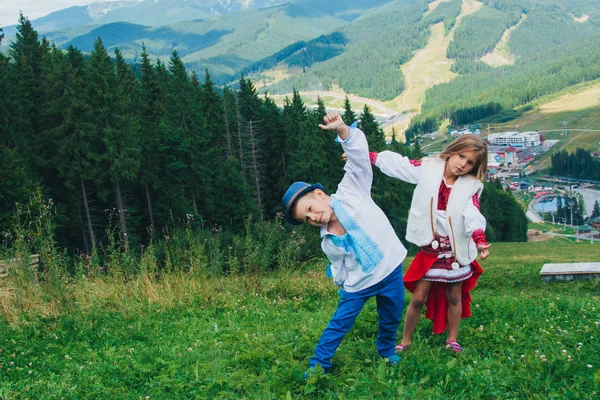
[115,182,129,246]
[79,212,90,255]
[248,120,264,220]
[235,96,245,173]
[80,178,95,248]
[191,189,199,215]
[221,98,233,158]
[145,183,155,237]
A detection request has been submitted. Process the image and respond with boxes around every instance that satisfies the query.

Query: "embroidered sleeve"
[369,152,378,165]
[372,151,420,184]
[464,191,487,240]
[472,192,480,209]
[471,229,488,247]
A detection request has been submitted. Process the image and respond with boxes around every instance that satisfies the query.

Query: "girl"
[370,134,491,353]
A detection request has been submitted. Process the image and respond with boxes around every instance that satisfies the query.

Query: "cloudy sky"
[1,1,118,28]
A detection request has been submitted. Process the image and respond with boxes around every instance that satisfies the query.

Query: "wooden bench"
[540,262,600,282]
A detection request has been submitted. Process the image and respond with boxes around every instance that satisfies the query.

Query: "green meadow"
[1,239,599,399]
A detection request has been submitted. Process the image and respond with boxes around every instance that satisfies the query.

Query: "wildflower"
[65,355,71,360]
[508,335,515,342]
[588,364,593,368]
[568,355,573,362]
[540,355,547,362]
[562,349,567,354]
[477,325,484,332]
[475,304,480,309]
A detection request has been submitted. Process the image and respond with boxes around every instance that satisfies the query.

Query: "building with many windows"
[487,131,541,147]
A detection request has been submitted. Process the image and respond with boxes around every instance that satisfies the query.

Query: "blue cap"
[282,181,323,225]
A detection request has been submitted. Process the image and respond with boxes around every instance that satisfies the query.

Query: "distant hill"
[1,0,291,35]
[1,0,392,83]
[2,0,600,136]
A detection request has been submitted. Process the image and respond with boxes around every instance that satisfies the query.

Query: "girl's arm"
[464,193,491,259]
[371,151,420,184]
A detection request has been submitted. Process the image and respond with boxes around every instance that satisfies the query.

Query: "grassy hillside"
[1,240,599,398]
[486,80,600,169]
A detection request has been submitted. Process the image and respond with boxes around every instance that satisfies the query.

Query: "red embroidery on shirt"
[369,152,378,165]
[437,181,451,210]
[409,159,422,166]
[471,229,488,247]
[472,193,480,209]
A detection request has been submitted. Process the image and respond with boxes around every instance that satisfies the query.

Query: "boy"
[282,113,407,376]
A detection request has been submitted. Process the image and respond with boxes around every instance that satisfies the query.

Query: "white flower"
[588,364,593,368]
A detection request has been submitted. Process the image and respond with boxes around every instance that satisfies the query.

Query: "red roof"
[506,146,517,152]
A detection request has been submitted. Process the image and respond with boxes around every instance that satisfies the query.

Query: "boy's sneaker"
[386,354,402,365]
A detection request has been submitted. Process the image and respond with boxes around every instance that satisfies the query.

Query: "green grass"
[1,240,600,398]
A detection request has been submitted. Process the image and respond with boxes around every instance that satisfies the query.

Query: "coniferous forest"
[0,17,527,275]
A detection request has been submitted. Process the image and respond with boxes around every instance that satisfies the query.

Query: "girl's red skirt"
[404,250,484,334]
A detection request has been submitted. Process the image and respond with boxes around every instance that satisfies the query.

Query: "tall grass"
[1,199,599,398]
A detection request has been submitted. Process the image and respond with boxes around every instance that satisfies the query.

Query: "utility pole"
[562,120,568,136]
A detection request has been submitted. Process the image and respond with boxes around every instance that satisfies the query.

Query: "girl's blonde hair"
[439,134,488,181]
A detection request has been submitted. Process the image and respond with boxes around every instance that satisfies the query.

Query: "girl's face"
[446,150,479,178]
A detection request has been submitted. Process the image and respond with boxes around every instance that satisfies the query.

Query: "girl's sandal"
[395,343,409,352]
[445,340,463,354]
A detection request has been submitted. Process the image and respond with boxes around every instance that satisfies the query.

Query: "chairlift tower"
[562,120,568,136]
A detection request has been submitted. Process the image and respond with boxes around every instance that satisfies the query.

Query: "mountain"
[3,0,600,137]
[1,0,393,84]
[1,0,291,35]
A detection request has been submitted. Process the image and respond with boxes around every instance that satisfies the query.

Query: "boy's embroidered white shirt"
[320,127,407,292]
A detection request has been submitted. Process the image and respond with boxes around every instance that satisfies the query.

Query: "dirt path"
[480,14,527,67]
[385,0,484,138]
[269,0,486,139]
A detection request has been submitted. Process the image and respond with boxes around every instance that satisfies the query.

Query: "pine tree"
[237,77,267,219]
[138,45,165,236]
[260,95,287,217]
[51,45,99,250]
[318,96,344,191]
[592,200,600,219]
[8,14,48,173]
[342,95,357,125]
[359,105,386,152]
[86,39,140,246]
[160,50,202,220]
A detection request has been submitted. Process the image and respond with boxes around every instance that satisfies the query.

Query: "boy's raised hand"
[319,112,350,140]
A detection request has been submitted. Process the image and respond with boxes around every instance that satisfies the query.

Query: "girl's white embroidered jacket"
[374,152,485,266]
[320,127,407,293]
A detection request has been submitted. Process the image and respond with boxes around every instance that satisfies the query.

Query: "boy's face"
[293,189,334,227]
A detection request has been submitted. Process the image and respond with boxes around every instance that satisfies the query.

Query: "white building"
[487,131,541,147]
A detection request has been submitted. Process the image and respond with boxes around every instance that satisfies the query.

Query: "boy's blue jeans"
[309,264,404,370]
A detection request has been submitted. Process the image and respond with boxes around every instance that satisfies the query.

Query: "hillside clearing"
[480,13,526,67]
[384,0,483,138]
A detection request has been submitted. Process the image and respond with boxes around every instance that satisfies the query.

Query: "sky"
[1,1,118,28]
